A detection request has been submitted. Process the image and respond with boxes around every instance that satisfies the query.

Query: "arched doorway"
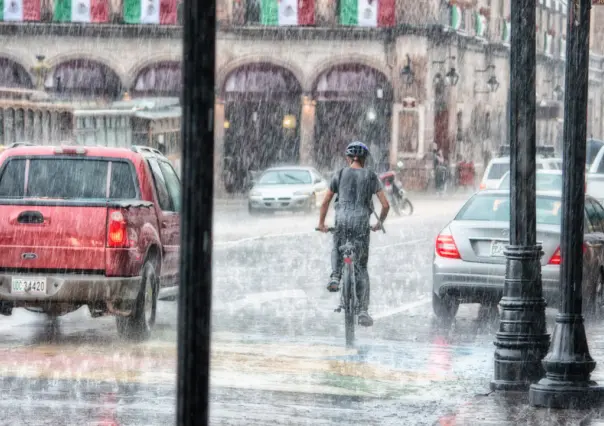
[133,61,182,97]
[222,63,302,193]
[0,58,33,88]
[45,59,122,100]
[312,64,392,172]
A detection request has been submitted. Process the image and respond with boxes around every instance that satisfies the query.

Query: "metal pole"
[530,0,604,409]
[490,0,550,391]
[176,0,215,423]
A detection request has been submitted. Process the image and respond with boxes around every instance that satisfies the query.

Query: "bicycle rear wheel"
[342,262,355,347]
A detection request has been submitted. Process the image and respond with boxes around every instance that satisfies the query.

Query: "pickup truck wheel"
[116,261,158,341]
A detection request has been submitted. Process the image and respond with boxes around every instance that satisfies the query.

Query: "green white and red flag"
[0,0,40,21]
[340,0,395,27]
[53,0,108,22]
[124,0,177,24]
[261,0,315,26]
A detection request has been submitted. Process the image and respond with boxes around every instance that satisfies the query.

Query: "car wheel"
[116,260,158,341]
[432,292,459,322]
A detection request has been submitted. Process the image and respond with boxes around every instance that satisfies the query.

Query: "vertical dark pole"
[491,0,550,391]
[530,0,604,409]
[177,0,215,424]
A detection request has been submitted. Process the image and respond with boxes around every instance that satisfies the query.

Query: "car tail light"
[548,244,587,265]
[479,183,486,190]
[107,210,128,248]
[436,229,461,259]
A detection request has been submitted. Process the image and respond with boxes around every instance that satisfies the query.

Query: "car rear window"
[499,173,563,191]
[487,163,509,180]
[258,170,312,185]
[455,194,562,225]
[0,157,138,199]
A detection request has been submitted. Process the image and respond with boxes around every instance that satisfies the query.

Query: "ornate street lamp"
[400,54,415,86]
[31,55,51,92]
[490,0,550,392]
[486,75,500,93]
[445,67,459,87]
[529,0,604,408]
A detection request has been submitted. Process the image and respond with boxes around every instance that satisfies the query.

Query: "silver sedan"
[432,189,604,320]
[248,166,329,215]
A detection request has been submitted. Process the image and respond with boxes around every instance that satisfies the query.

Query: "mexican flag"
[474,12,486,37]
[502,19,510,43]
[261,0,315,26]
[0,0,40,21]
[450,5,462,30]
[124,0,177,24]
[54,0,107,22]
[340,0,395,27]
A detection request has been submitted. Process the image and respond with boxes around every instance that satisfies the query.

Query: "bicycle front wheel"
[342,262,355,347]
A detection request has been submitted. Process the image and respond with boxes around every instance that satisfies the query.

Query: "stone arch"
[127,54,182,88]
[131,60,181,97]
[0,55,35,88]
[307,55,392,93]
[216,56,306,96]
[46,53,127,87]
[45,57,124,98]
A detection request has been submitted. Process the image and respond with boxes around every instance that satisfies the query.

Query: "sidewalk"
[439,391,595,425]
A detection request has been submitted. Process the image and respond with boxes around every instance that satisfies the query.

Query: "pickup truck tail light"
[107,210,128,248]
[548,244,587,265]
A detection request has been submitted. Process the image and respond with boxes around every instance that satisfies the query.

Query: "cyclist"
[317,141,390,327]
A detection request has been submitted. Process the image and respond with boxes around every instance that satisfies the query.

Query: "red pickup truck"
[0,144,181,340]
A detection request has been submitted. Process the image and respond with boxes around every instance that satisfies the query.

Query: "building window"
[246,0,261,24]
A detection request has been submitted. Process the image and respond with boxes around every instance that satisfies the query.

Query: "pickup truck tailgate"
[0,205,108,271]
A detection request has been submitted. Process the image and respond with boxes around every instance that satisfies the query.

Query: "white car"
[480,155,562,190]
[248,166,329,215]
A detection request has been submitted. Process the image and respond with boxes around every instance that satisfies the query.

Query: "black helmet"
[345,141,370,158]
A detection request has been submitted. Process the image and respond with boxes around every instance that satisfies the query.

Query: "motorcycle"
[378,162,413,216]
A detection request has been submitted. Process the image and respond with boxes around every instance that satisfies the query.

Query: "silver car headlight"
[250,190,262,197]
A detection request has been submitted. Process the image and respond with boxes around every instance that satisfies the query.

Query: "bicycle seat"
[339,241,355,255]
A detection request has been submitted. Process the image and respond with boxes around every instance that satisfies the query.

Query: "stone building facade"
[0,0,601,192]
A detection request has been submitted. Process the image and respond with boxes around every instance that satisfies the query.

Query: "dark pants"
[330,216,371,311]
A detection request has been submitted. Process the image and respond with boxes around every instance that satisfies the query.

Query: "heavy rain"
[0,0,604,424]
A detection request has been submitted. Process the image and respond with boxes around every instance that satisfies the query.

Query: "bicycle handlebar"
[315,226,384,233]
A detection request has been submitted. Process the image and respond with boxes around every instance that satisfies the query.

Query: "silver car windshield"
[258,170,312,185]
[455,194,562,225]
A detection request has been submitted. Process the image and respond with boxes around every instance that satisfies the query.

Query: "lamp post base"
[530,379,604,409]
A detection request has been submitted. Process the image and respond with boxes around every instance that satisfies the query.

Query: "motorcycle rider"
[317,141,390,327]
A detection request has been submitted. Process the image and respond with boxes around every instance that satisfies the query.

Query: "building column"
[299,95,316,165]
[214,97,226,196]
[390,102,402,166]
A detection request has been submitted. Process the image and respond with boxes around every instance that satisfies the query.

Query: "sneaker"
[326,279,340,292]
[358,311,374,327]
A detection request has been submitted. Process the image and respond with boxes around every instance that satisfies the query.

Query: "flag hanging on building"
[261,0,315,26]
[474,11,486,37]
[54,0,108,22]
[0,0,40,21]
[340,0,395,27]
[124,0,177,24]
[450,5,462,30]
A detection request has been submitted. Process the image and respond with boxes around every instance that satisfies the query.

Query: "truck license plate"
[11,277,47,295]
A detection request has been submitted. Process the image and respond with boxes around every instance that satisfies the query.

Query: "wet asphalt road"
[5,195,604,425]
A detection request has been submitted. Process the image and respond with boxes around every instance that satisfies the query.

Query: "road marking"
[372,297,432,320]
[372,238,428,250]
[213,289,307,311]
[215,231,313,247]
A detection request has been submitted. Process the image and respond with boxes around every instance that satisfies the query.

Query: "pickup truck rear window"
[0,158,138,199]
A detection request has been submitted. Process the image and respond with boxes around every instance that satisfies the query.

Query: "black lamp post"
[490,0,550,391]
[445,66,459,86]
[177,0,214,423]
[486,75,499,93]
[529,0,604,409]
[553,84,564,101]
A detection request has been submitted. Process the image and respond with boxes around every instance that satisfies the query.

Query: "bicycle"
[316,225,383,347]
